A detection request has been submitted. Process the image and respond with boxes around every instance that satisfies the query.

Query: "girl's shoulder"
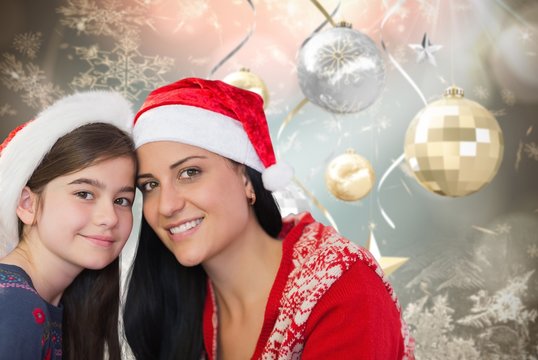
[0,263,38,293]
[0,264,63,358]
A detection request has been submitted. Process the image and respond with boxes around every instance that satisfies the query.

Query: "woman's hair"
[22,122,136,360]
[123,165,282,359]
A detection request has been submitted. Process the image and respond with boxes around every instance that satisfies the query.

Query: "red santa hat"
[133,77,293,191]
[0,91,133,256]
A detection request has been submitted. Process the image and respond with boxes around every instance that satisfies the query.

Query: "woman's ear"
[16,187,38,225]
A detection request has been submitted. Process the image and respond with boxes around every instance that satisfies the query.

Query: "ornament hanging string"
[376,0,428,229]
[276,98,309,141]
[293,177,339,232]
[276,98,339,229]
[277,0,340,141]
[310,0,337,27]
[274,1,341,230]
[208,0,255,78]
[301,1,341,47]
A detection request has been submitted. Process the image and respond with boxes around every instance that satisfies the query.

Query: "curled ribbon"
[208,0,256,78]
[377,0,428,229]
[274,0,341,230]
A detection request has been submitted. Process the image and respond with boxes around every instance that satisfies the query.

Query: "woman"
[0,91,136,359]
[124,77,414,359]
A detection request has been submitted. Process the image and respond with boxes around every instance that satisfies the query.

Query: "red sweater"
[203,213,414,359]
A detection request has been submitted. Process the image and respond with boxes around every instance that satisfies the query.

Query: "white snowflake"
[501,89,516,106]
[473,86,489,100]
[494,223,512,235]
[12,32,42,59]
[527,244,538,259]
[177,0,209,20]
[57,0,149,39]
[0,104,16,117]
[322,117,342,133]
[71,37,174,102]
[524,142,538,161]
[317,34,362,82]
[0,54,64,109]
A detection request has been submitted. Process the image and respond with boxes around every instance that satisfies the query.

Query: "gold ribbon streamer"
[276,100,338,230]
[375,0,428,229]
[208,0,256,77]
[293,177,339,232]
[277,97,308,141]
[310,0,337,27]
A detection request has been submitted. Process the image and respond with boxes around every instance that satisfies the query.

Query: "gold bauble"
[325,149,375,201]
[404,86,504,197]
[222,68,269,109]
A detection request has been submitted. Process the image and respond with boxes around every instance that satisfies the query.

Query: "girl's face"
[30,156,136,271]
[136,141,253,267]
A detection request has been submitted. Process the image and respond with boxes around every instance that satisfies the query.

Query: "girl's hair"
[123,166,282,359]
[21,122,136,360]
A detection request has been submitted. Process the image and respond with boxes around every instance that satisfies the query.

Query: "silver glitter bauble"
[297,23,385,114]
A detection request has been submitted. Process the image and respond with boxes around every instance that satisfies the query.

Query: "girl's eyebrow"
[137,155,207,180]
[68,178,135,193]
[68,178,104,189]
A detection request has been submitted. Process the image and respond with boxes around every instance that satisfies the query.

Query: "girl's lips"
[82,234,115,248]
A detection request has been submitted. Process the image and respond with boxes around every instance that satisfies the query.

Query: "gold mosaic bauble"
[325,149,375,201]
[222,68,269,109]
[404,86,504,197]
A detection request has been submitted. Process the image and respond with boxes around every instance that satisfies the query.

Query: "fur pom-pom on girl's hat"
[133,77,293,191]
[0,91,134,256]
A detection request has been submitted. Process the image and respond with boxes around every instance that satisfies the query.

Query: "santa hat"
[133,77,293,191]
[0,91,133,256]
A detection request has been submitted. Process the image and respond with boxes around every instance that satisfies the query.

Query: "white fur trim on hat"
[133,105,265,173]
[0,91,133,256]
[262,162,294,192]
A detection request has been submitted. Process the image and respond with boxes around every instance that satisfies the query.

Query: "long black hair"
[123,166,282,359]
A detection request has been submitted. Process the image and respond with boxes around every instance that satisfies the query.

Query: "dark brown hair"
[22,122,136,360]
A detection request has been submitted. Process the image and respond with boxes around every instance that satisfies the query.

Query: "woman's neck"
[203,222,283,319]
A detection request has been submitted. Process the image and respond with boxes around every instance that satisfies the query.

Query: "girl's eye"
[178,168,200,180]
[75,191,94,200]
[138,181,158,193]
[114,197,133,207]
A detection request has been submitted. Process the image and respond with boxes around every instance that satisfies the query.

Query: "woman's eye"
[75,191,94,200]
[178,168,200,180]
[138,181,158,193]
[115,197,132,207]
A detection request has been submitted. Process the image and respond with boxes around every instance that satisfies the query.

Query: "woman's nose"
[157,182,186,218]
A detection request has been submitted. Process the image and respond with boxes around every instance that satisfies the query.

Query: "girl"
[0,91,136,359]
[124,78,414,359]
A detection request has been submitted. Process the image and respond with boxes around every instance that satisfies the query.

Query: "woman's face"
[136,141,253,267]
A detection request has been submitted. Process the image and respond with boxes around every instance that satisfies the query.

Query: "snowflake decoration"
[524,142,538,160]
[177,0,209,20]
[71,37,174,102]
[527,244,538,259]
[317,34,363,82]
[57,0,149,39]
[494,223,512,235]
[501,88,516,106]
[12,32,42,59]
[0,104,16,117]
[473,85,489,100]
[322,117,342,133]
[0,54,64,109]
[417,0,436,23]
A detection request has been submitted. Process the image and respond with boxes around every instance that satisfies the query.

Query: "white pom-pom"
[262,162,294,191]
